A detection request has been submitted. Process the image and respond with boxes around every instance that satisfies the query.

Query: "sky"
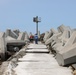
[0,0,76,34]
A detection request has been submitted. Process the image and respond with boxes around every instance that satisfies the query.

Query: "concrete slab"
[27,43,47,49]
[14,53,72,75]
[1,41,72,75]
[26,49,49,53]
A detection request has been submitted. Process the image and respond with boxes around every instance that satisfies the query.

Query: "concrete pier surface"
[13,42,72,75]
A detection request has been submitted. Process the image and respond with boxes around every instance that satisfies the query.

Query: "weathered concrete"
[64,31,76,46]
[57,24,66,33]
[0,32,5,38]
[51,28,58,34]
[58,30,70,40]
[45,33,61,45]
[13,43,72,75]
[56,43,76,66]
[6,40,25,46]
[0,32,6,60]
[27,43,47,49]
[43,25,76,67]
[43,31,52,42]
[72,64,76,69]
[26,49,49,53]
[44,28,58,43]
[51,27,72,53]
[6,29,18,39]
[53,31,76,53]
[24,31,29,41]
[5,36,16,41]
[17,32,26,40]
[13,29,20,36]
[43,31,49,42]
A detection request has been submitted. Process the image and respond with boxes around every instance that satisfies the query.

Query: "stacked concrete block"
[6,29,18,39]
[58,30,70,40]
[0,32,5,38]
[51,25,72,53]
[54,31,76,53]
[5,36,16,41]
[51,28,58,34]
[45,32,61,45]
[43,25,76,66]
[56,43,76,66]
[45,28,61,44]
[43,31,49,42]
[52,30,70,52]
[5,30,26,48]
[66,26,72,37]
[0,32,6,60]
[25,32,29,41]
[43,31,52,42]
[0,29,29,61]
[45,28,58,40]
[13,29,20,36]
[44,25,72,46]
[64,31,76,46]
[17,32,26,40]
[57,24,69,33]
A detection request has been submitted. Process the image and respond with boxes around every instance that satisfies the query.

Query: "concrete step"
[26,43,49,53]
[27,44,47,49]
[14,53,72,75]
[26,49,49,53]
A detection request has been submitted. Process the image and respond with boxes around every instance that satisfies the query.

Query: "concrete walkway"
[14,43,73,75]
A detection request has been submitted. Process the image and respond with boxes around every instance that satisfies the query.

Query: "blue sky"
[0,0,76,34]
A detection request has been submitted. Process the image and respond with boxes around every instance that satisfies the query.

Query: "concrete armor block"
[0,32,6,60]
[17,32,26,40]
[6,29,18,39]
[56,43,76,66]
